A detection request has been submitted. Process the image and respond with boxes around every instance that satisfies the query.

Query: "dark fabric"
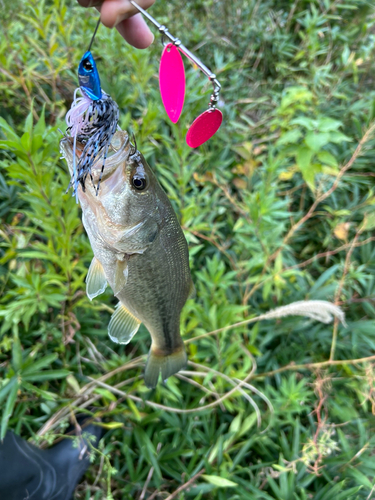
[0,420,102,500]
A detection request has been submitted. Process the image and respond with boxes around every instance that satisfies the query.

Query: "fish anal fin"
[108,303,141,345]
[113,258,128,295]
[86,257,108,301]
[144,346,187,389]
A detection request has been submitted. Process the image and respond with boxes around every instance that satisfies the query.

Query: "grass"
[1,0,375,498]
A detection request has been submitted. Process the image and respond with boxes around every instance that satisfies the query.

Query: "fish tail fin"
[144,345,187,389]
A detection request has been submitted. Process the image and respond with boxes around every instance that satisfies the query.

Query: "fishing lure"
[66,19,119,196]
[130,1,223,148]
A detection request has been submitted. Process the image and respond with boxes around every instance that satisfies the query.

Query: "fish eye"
[132,175,147,191]
[83,59,93,71]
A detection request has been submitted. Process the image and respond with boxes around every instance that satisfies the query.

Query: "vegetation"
[1,0,375,498]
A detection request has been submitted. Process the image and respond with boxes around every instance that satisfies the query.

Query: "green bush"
[1,0,375,498]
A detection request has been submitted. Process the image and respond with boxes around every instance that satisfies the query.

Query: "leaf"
[24,110,33,137]
[304,132,330,152]
[22,369,70,382]
[12,332,23,372]
[22,353,58,375]
[0,117,21,142]
[334,222,350,242]
[96,421,125,429]
[94,388,117,402]
[276,129,302,146]
[317,117,343,132]
[232,142,252,160]
[347,468,372,489]
[275,252,283,273]
[322,165,340,176]
[296,146,313,171]
[279,169,295,181]
[329,131,352,143]
[361,211,375,231]
[317,150,338,167]
[233,178,247,189]
[1,380,19,440]
[229,412,242,434]
[290,117,316,130]
[22,382,57,401]
[66,374,81,394]
[33,106,46,137]
[296,146,315,188]
[202,475,238,488]
[280,87,313,110]
[127,398,142,421]
[309,264,340,296]
[0,378,17,406]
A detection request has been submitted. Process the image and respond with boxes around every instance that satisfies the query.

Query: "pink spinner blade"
[186,109,223,148]
[159,44,185,123]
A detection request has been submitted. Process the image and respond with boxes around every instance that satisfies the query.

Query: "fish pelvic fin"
[144,345,187,389]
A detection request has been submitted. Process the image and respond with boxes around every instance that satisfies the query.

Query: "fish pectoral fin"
[86,257,108,301]
[108,303,141,345]
[113,259,129,296]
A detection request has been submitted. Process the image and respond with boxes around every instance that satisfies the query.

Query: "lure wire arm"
[87,17,101,53]
[130,1,221,110]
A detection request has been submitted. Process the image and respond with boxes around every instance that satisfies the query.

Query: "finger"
[116,13,154,49]
[100,0,155,29]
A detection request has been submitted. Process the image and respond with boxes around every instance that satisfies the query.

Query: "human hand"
[77,0,156,49]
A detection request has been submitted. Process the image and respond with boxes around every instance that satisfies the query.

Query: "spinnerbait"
[66,19,119,197]
[130,1,223,148]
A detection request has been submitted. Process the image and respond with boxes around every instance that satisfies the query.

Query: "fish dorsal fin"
[86,257,108,301]
[113,258,129,296]
[108,303,141,345]
[188,280,196,299]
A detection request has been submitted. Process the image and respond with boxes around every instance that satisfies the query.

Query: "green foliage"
[272,86,352,190]
[1,0,375,499]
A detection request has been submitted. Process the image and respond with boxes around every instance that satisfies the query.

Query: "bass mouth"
[60,130,130,184]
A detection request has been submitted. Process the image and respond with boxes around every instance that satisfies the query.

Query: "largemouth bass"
[60,131,194,388]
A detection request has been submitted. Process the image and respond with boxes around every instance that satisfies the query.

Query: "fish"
[60,130,194,388]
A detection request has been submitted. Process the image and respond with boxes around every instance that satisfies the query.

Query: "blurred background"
[1,0,375,498]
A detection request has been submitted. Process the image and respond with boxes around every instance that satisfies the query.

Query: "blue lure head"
[78,51,102,101]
